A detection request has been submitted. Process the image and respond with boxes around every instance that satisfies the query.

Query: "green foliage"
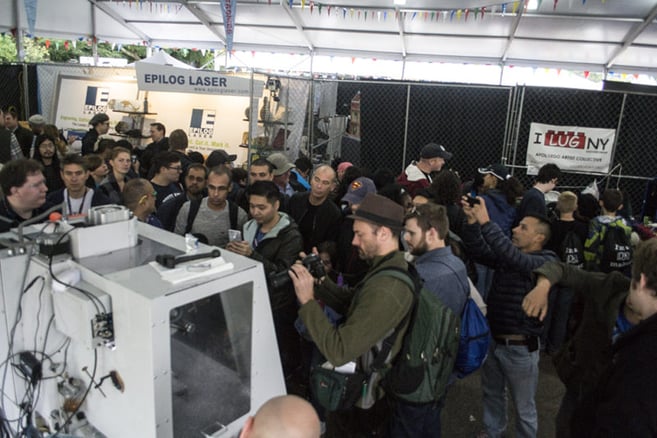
[0,33,215,68]
[0,34,49,62]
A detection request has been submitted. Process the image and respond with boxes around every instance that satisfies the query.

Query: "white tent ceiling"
[2,0,657,74]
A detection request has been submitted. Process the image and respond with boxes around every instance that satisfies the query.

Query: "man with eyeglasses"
[150,151,184,208]
[157,163,208,232]
[175,166,247,246]
[0,159,51,232]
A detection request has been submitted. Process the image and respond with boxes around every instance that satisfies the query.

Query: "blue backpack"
[455,289,490,378]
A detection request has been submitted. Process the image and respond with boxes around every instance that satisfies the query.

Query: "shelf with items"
[243,93,293,158]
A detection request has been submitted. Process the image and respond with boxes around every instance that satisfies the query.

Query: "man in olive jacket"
[523,238,657,437]
[290,193,414,437]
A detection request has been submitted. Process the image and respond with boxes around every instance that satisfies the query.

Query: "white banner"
[526,122,616,175]
[135,63,252,96]
[52,75,251,164]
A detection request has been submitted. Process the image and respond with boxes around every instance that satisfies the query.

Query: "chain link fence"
[2,64,655,218]
[507,86,657,220]
[0,65,38,119]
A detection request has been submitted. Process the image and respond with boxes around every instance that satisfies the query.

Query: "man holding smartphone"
[461,196,557,438]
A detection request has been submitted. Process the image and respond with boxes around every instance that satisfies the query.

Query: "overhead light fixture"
[527,0,539,10]
[394,0,406,5]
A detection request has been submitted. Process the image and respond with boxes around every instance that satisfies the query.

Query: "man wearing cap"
[27,114,46,137]
[397,142,453,197]
[337,176,377,286]
[267,152,305,197]
[289,193,414,437]
[81,113,110,156]
[288,164,341,253]
[206,149,237,169]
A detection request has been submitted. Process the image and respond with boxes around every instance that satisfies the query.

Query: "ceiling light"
[527,0,539,10]
[394,0,406,5]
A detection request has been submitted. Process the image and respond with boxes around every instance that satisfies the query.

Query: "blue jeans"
[481,341,540,438]
[475,263,494,302]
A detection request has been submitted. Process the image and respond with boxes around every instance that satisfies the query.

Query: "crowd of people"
[1,108,656,438]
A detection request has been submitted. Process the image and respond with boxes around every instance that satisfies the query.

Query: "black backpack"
[185,199,239,234]
[559,229,584,268]
[600,223,632,273]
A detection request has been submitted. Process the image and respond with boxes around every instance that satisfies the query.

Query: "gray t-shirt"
[174,198,247,247]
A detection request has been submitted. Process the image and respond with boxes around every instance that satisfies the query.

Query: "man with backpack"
[543,191,589,353]
[401,202,469,436]
[584,188,633,274]
[174,166,247,246]
[289,193,414,437]
[461,196,558,438]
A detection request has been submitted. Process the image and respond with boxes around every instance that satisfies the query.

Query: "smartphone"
[228,229,242,242]
[466,196,480,207]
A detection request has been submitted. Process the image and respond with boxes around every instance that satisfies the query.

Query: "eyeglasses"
[167,166,183,172]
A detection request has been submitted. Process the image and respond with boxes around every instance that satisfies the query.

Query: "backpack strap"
[367,267,418,372]
[228,201,238,230]
[185,198,202,234]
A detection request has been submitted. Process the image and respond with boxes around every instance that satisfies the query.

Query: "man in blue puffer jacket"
[461,196,557,438]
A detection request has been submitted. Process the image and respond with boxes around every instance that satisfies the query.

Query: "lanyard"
[66,189,89,215]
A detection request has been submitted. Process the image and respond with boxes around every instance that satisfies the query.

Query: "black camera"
[268,253,326,290]
[466,196,480,207]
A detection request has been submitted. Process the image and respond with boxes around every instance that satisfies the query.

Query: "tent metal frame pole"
[14,0,25,64]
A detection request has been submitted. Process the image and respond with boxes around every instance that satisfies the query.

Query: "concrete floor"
[442,352,565,437]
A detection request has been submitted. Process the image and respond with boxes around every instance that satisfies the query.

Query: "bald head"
[240,395,320,438]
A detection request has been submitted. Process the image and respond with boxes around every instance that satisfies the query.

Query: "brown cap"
[348,193,405,231]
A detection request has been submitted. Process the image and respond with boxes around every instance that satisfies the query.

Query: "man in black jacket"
[523,238,657,437]
[3,107,33,157]
[46,154,111,217]
[0,159,51,232]
[81,113,110,156]
[288,164,341,253]
[461,196,557,438]
[226,180,303,387]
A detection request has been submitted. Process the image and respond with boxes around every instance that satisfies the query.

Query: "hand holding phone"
[228,229,242,242]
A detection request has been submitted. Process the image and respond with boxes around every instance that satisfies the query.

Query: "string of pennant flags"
[109,0,607,19]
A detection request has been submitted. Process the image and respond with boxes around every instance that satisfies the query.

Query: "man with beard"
[175,166,247,247]
[289,193,414,437]
[157,163,207,232]
[397,202,469,437]
[404,202,469,316]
